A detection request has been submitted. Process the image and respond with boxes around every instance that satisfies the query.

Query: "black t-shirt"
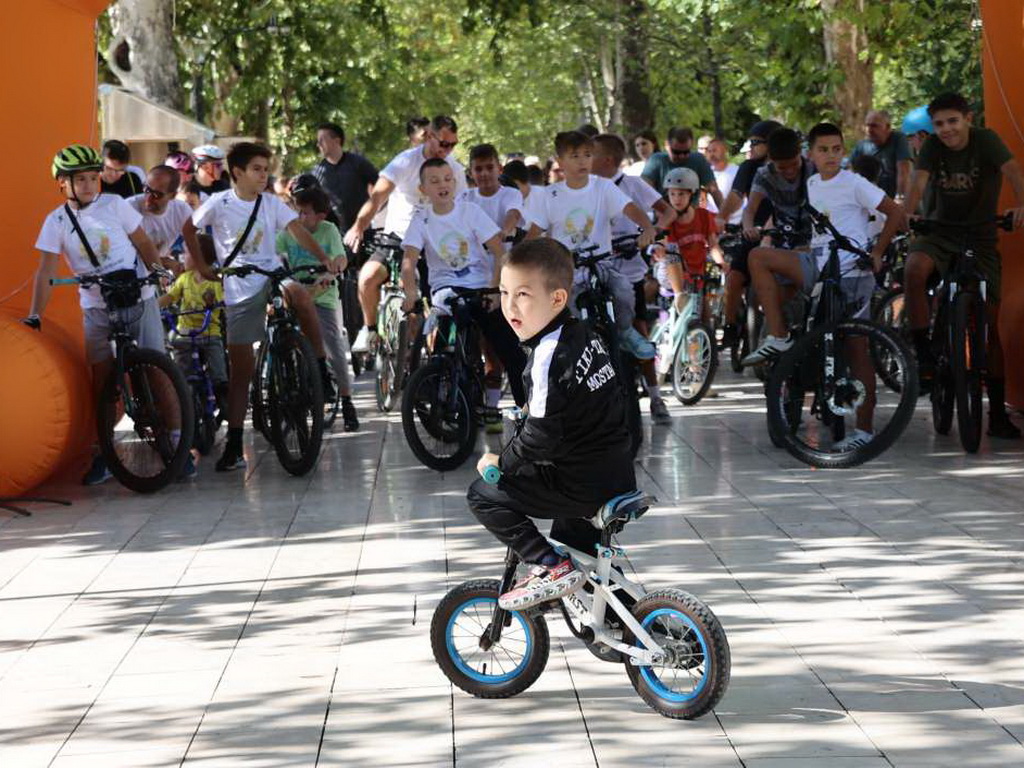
[101,171,144,199]
[311,153,379,232]
[733,157,772,226]
[197,178,230,196]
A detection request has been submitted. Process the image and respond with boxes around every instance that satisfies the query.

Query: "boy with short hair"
[400,158,527,406]
[183,142,343,472]
[26,144,166,485]
[100,139,144,198]
[526,130,659,360]
[591,132,677,423]
[903,92,1024,437]
[745,123,905,448]
[470,238,637,610]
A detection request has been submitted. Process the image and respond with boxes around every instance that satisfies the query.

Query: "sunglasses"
[669,147,691,158]
[437,139,458,150]
[143,186,172,199]
[749,138,767,146]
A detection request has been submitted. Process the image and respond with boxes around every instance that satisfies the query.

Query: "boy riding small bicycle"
[470,238,637,611]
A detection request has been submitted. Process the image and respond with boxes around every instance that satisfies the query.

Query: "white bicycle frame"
[549,538,667,666]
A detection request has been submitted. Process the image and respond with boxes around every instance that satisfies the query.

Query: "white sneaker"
[741,334,793,367]
[351,327,378,354]
[833,428,873,452]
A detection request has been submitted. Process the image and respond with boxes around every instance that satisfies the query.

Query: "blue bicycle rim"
[446,597,532,684]
[638,607,710,702]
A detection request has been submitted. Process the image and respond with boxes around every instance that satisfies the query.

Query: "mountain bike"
[648,249,718,406]
[229,263,326,476]
[163,304,225,456]
[911,214,1015,453]
[764,206,917,468]
[432,466,730,720]
[401,287,495,471]
[574,242,642,458]
[52,270,194,493]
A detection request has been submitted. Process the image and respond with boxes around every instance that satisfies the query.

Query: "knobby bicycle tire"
[401,358,478,471]
[952,291,985,453]
[267,329,325,475]
[97,347,194,493]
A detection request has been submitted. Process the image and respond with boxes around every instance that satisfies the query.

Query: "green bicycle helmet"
[52,144,103,179]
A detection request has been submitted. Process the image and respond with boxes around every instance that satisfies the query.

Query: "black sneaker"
[215,444,247,472]
[342,397,359,432]
[988,413,1021,439]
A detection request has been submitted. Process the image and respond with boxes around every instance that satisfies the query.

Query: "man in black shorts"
[716,120,782,348]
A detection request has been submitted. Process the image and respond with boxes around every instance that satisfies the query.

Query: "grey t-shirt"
[850,131,911,197]
[751,157,814,243]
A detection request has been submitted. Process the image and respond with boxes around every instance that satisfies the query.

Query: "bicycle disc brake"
[828,377,866,416]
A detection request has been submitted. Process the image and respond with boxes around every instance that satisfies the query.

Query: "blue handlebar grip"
[50,278,79,285]
[481,465,502,485]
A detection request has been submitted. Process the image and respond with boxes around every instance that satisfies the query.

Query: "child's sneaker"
[179,453,198,481]
[650,398,671,425]
[498,557,584,610]
[215,444,246,472]
[82,456,113,486]
[342,397,360,432]
[832,428,873,452]
[741,334,793,367]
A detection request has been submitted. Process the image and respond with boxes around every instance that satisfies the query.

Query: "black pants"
[467,475,603,564]
[441,304,527,407]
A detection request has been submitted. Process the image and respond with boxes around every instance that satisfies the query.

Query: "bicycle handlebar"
[162,304,224,337]
[804,204,873,269]
[481,465,502,485]
[50,270,167,289]
[909,213,1015,234]
[573,244,613,267]
[221,263,328,281]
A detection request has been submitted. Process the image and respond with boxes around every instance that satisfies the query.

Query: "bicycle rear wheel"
[765,319,917,468]
[672,320,718,405]
[97,347,194,493]
[267,329,325,475]
[402,358,477,471]
[952,291,985,453]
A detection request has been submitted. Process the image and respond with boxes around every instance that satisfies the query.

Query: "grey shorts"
[777,248,874,321]
[225,283,271,345]
[83,296,165,364]
[170,334,228,384]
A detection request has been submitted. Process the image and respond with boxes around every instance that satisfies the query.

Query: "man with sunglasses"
[192,145,230,197]
[100,139,144,199]
[641,126,723,208]
[129,165,195,275]
[344,114,467,354]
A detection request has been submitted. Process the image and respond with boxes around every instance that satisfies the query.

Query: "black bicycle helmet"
[749,120,783,140]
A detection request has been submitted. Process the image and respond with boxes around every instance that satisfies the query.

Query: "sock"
[227,427,243,451]
[537,550,562,567]
[987,377,1007,418]
[486,388,501,409]
[367,324,377,333]
[644,379,663,402]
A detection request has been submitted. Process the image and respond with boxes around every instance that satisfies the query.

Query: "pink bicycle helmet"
[165,151,194,172]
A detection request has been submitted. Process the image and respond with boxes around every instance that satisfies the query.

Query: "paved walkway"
[2,371,1024,767]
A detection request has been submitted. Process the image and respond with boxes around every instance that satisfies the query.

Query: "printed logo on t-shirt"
[78,228,112,264]
[564,207,595,246]
[232,224,266,256]
[438,230,471,274]
[935,165,980,196]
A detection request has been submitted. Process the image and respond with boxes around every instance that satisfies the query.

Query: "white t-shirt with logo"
[459,186,524,232]
[380,146,468,238]
[129,196,192,258]
[192,190,298,305]
[402,201,500,293]
[530,175,632,256]
[807,169,885,275]
[609,172,661,283]
[520,185,546,229]
[35,194,144,309]
[706,164,741,224]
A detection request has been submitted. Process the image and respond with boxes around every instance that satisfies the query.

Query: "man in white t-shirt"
[25,144,165,485]
[129,165,194,275]
[183,142,342,472]
[704,138,741,224]
[591,133,677,423]
[526,130,659,361]
[344,115,467,353]
[401,158,527,405]
[743,123,905,449]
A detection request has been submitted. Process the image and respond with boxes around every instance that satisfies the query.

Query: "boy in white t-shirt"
[526,130,660,360]
[591,133,678,423]
[400,158,527,407]
[183,142,342,472]
[744,123,906,448]
[25,144,166,485]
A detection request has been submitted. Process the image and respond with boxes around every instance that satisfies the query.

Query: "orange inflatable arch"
[0,1,1022,494]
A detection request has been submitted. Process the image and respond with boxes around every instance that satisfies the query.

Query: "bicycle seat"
[590,490,656,531]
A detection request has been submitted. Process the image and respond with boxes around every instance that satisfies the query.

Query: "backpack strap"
[222,194,263,269]
[63,203,101,268]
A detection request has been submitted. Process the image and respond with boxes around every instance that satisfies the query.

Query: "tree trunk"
[105,0,183,111]
[701,2,724,137]
[821,0,872,132]
[620,0,653,136]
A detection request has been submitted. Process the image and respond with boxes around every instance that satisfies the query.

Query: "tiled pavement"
[2,371,1024,767]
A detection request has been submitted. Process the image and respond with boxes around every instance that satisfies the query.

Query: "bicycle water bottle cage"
[590,490,657,532]
[100,269,143,309]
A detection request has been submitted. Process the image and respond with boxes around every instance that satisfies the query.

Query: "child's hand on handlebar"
[638,226,658,249]
[477,452,500,478]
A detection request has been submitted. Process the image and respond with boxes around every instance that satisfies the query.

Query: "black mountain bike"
[401,287,494,471]
[52,270,194,492]
[574,242,642,457]
[764,207,917,468]
[230,263,326,476]
[911,214,1015,453]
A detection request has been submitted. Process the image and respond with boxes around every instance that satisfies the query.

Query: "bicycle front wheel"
[765,319,918,468]
[952,291,985,453]
[401,358,477,471]
[97,347,194,493]
[267,329,325,476]
[250,342,272,441]
[871,288,907,393]
[672,320,718,405]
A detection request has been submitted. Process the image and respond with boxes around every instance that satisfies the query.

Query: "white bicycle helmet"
[191,144,226,162]
[663,167,700,192]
